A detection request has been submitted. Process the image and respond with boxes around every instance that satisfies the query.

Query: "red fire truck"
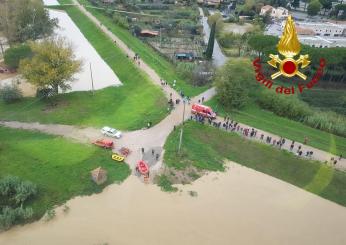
[191,104,216,119]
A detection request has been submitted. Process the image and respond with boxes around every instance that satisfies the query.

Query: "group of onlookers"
[190,114,343,166]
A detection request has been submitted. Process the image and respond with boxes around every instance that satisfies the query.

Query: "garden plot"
[49,9,122,92]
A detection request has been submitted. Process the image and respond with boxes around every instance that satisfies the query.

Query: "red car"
[92,139,114,149]
[191,103,216,119]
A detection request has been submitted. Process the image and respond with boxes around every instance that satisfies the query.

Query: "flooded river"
[1,162,346,245]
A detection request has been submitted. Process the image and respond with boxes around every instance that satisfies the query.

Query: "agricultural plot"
[83,0,205,62]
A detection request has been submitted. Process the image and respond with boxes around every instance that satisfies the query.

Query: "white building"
[260,5,289,19]
[282,21,346,37]
[266,20,346,48]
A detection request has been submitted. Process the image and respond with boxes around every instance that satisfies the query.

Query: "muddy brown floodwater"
[1,162,346,245]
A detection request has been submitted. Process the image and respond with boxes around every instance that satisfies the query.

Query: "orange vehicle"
[136,160,149,175]
[191,103,216,119]
[92,139,114,149]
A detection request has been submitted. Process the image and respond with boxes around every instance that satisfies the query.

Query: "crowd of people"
[190,114,343,166]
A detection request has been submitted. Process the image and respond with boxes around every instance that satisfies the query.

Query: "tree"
[214,59,254,109]
[247,34,278,60]
[4,44,32,69]
[191,61,214,86]
[307,0,322,16]
[319,0,332,15]
[0,85,23,104]
[19,38,82,96]
[0,0,57,44]
[205,22,216,60]
[292,0,300,9]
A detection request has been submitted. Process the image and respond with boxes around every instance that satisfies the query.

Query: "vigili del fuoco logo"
[252,15,326,95]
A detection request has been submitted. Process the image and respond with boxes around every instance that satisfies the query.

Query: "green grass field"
[164,122,346,206]
[0,5,168,130]
[76,0,210,97]
[0,127,131,220]
[206,98,346,156]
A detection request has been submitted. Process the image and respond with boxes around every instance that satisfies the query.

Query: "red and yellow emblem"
[268,15,310,80]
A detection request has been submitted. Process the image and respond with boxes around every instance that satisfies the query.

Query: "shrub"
[0,85,23,103]
[156,175,178,192]
[112,13,129,29]
[304,111,346,137]
[257,89,312,120]
[0,206,34,231]
[4,44,32,69]
[0,176,36,231]
[215,59,254,109]
[176,62,196,81]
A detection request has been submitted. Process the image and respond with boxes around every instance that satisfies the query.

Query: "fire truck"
[191,104,216,119]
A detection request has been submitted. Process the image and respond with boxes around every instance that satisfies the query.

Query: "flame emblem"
[267,15,310,80]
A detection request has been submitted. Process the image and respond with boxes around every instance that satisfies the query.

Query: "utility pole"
[89,62,95,95]
[178,97,186,154]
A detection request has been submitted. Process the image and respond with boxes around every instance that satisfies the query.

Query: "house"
[139,30,159,37]
[90,167,107,185]
[260,5,289,19]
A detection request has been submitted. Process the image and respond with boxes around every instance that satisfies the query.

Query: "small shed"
[90,167,107,185]
[139,30,159,37]
[175,52,194,61]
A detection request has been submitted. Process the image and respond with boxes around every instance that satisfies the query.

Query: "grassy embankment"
[206,98,346,156]
[0,4,167,130]
[77,0,209,97]
[300,89,346,116]
[163,121,346,207]
[0,127,130,220]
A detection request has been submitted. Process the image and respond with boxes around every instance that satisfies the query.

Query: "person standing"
[304,136,309,145]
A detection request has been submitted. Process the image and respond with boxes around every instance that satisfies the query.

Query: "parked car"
[101,126,122,138]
